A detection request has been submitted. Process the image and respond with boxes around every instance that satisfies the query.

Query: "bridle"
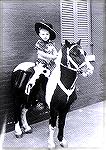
[60,44,86,73]
[58,44,86,100]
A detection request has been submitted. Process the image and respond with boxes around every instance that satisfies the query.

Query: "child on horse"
[35,22,58,73]
[25,22,58,95]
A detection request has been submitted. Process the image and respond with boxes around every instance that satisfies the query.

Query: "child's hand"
[46,45,54,52]
[49,60,55,66]
[52,55,57,60]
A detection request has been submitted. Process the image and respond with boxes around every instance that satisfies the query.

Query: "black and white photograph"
[0,0,106,149]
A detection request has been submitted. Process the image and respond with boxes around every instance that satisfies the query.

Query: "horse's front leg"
[15,121,23,138]
[58,112,68,147]
[48,124,56,148]
[48,108,58,148]
[21,107,32,133]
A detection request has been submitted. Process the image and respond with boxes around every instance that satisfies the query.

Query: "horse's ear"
[65,40,70,47]
[77,39,81,45]
[65,40,75,48]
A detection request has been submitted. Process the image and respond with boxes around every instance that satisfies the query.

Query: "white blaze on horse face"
[67,47,70,67]
[79,47,84,55]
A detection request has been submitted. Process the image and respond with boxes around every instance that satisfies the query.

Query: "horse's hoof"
[48,144,55,149]
[22,127,33,134]
[15,133,23,138]
[48,140,55,149]
[24,128,33,134]
[59,138,68,147]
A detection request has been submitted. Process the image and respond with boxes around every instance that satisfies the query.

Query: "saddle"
[12,67,35,90]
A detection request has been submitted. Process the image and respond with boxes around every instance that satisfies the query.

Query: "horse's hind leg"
[48,108,58,148]
[21,107,32,133]
[58,112,68,147]
[14,104,23,138]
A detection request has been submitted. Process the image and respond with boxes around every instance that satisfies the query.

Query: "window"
[60,0,92,54]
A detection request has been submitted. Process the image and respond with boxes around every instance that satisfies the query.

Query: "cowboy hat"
[35,22,56,40]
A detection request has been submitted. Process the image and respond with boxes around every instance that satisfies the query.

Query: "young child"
[25,22,58,95]
[35,22,58,73]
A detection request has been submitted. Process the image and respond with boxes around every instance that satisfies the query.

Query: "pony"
[11,39,95,148]
[46,39,95,148]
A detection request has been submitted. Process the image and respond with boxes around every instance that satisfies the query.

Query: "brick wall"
[0,0,61,132]
[103,0,106,100]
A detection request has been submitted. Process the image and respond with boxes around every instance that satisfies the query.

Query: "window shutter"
[60,0,74,43]
[60,0,92,54]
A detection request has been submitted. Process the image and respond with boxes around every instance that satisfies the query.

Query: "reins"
[60,63,78,72]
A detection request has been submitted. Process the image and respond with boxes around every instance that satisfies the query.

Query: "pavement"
[1,101,106,150]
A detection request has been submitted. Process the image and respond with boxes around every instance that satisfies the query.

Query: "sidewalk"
[2,101,105,149]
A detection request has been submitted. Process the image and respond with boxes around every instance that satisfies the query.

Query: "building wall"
[0,0,61,132]
[69,0,104,110]
[91,0,104,101]
[103,0,106,100]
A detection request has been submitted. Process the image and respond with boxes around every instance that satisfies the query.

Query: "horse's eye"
[43,70,47,73]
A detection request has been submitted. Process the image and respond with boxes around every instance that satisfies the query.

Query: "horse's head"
[65,39,85,66]
[62,39,95,77]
